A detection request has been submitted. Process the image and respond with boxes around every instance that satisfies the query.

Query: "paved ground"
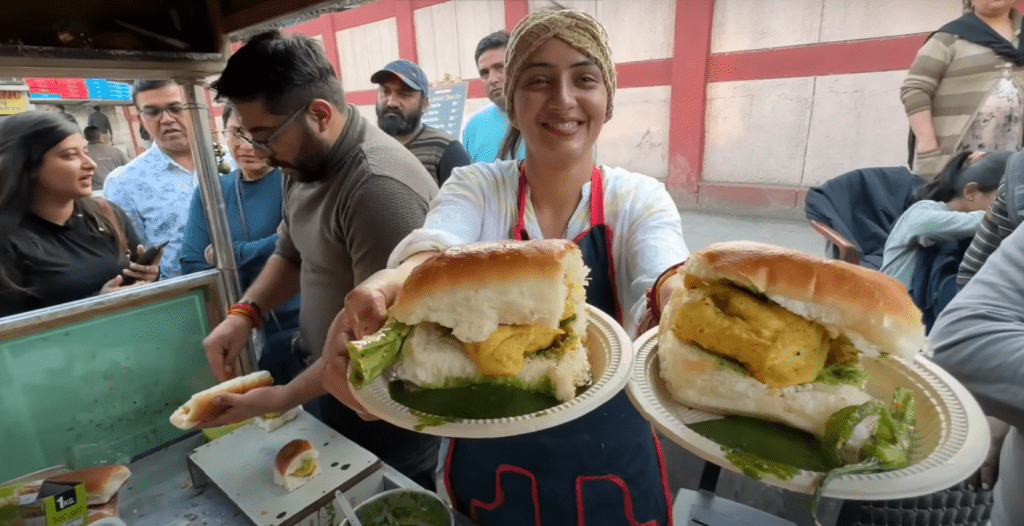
[678,210,824,255]
[662,210,845,526]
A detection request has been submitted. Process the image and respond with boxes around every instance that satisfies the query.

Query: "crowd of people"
[4,1,1024,525]
[871,1,1024,524]
[191,10,684,523]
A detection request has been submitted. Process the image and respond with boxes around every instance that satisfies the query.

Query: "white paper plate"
[627,329,990,500]
[350,305,633,438]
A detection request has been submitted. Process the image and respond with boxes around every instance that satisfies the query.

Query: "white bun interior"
[392,240,589,342]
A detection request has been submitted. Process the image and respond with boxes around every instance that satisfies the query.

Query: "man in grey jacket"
[931,224,1024,526]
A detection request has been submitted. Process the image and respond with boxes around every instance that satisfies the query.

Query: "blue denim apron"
[443,165,672,526]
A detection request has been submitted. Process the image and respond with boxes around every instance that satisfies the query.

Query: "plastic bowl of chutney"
[341,488,453,526]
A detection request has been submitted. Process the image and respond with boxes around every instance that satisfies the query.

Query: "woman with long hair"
[881,149,1010,287]
[0,111,159,316]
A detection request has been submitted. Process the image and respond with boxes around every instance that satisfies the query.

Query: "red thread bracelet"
[646,260,687,324]
[228,302,262,330]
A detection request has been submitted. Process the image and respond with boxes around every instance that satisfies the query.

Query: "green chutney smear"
[390,380,562,421]
[688,415,835,475]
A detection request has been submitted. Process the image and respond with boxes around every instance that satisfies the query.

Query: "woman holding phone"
[0,111,159,317]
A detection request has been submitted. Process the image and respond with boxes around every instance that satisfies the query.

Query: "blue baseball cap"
[371,59,429,93]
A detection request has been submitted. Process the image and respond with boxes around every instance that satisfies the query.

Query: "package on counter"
[0,480,88,526]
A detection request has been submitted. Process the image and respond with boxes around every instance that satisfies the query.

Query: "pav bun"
[391,240,588,343]
[680,241,926,360]
[169,370,273,430]
[48,465,131,506]
[657,242,926,437]
[273,439,320,492]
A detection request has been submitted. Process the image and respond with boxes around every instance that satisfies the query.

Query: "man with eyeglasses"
[103,79,196,279]
[199,31,440,490]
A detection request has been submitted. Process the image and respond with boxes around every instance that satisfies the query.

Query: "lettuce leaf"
[811,388,916,521]
[347,318,411,389]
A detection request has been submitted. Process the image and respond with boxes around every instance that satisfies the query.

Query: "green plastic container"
[201,419,253,440]
[341,488,453,526]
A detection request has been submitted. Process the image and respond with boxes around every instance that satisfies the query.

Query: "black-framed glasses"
[140,102,185,120]
[221,126,249,141]
[233,105,306,155]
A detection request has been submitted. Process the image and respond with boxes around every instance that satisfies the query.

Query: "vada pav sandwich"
[657,241,922,508]
[347,240,592,418]
[274,439,321,492]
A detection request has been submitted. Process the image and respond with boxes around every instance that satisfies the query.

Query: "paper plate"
[627,329,990,500]
[350,305,633,438]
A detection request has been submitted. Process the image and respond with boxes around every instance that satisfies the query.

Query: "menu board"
[25,78,132,101]
[422,82,468,138]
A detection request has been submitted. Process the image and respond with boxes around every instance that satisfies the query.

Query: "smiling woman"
[0,111,159,317]
[339,9,689,526]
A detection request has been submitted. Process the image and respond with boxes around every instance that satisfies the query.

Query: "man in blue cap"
[371,59,471,186]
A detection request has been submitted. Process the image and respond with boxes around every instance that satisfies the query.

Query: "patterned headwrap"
[504,9,616,125]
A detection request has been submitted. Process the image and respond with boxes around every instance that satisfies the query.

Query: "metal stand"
[674,462,797,526]
[180,79,257,375]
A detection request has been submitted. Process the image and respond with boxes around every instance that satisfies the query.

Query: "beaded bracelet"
[645,260,688,324]
[228,301,262,330]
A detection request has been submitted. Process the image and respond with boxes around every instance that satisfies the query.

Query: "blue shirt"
[102,145,196,278]
[179,168,300,337]
[879,200,983,288]
[462,104,526,163]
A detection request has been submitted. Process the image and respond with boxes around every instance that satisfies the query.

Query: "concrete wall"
[331,0,676,179]
[702,0,965,194]
[711,0,961,53]
[291,0,991,216]
[528,0,676,62]
[336,17,400,92]
[703,70,910,188]
[414,0,504,84]
[597,86,671,180]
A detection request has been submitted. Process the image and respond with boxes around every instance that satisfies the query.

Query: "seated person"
[880,150,1008,288]
[910,237,972,333]
[959,147,1024,287]
[0,112,159,316]
[179,105,302,385]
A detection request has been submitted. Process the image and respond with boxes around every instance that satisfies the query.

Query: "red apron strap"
[588,165,605,227]
[517,165,604,242]
[514,163,530,241]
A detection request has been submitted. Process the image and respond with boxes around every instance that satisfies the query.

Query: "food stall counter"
[116,430,428,526]
[117,423,476,526]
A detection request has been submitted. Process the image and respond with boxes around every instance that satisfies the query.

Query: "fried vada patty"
[671,280,858,388]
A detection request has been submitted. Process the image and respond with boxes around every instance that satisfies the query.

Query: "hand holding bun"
[169,370,273,429]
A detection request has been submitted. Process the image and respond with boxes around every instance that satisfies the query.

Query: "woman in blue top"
[881,149,1010,288]
[179,105,302,385]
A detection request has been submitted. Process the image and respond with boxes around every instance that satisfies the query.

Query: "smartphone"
[123,241,168,285]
